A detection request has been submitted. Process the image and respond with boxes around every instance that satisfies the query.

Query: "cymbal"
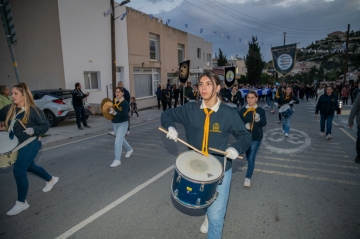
[102,102,114,120]
[101,98,112,110]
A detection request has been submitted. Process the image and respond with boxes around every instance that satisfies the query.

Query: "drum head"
[279,104,290,113]
[176,151,223,182]
[0,132,18,155]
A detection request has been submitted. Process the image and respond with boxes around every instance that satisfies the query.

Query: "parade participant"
[0,85,13,130]
[239,90,267,187]
[275,83,286,124]
[72,82,90,130]
[225,85,241,110]
[341,85,350,105]
[161,84,169,111]
[186,84,199,101]
[130,97,139,118]
[0,83,59,216]
[278,86,299,137]
[316,86,340,140]
[172,83,180,108]
[348,93,360,163]
[108,87,133,167]
[156,84,161,110]
[161,71,251,238]
[316,85,325,102]
[184,81,192,103]
[270,85,277,114]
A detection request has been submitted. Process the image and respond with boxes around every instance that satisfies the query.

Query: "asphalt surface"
[0,100,359,239]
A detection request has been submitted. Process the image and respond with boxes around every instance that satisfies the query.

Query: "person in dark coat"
[72,82,90,130]
[315,86,340,140]
[161,84,170,111]
[156,84,161,110]
[172,83,180,108]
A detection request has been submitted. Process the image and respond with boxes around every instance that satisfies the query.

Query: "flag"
[214,30,217,33]
[239,38,241,42]
[104,6,112,17]
[227,35,230,39]
[224,67,236,87]
[342,42,346,50]
[167,19,171,24]
[178,60,191,83]
[149,14,153,20]
[120,11,128,21]
[271,43,297,76]
[185,24,188,28]
[200,28,203,33]
[158,17,162,22]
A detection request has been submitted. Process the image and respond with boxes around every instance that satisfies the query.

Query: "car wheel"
[44,110,59,127]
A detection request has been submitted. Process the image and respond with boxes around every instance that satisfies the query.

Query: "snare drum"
[0,132,18,168]
[171,151,223,209]
[279,104,294,118]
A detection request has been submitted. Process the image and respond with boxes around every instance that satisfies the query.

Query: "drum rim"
[279,104,290,113]
[0,132,19,155]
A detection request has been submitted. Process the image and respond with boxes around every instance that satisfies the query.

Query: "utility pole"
[283,32,286,46]
[343,24,350,85]
[111,0,116,98]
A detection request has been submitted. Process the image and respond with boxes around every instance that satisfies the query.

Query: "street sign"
[0,0,17,44]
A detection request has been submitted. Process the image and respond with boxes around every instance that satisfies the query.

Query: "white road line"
[42,120,159,151]
[55,165,173,239]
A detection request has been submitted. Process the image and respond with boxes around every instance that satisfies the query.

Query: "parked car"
[31,89,91,127]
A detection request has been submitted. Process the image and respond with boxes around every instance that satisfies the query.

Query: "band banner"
[224,66,236,87]
[271,43,297,76]
[178,60,190,83]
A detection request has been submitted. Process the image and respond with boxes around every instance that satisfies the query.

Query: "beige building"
[126,9,188,109]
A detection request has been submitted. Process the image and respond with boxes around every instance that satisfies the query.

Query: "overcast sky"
[124,0,360,62]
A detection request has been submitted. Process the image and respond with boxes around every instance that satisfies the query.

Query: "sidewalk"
[41,107,163,145]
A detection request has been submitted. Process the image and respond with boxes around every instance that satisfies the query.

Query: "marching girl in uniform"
[0,83,59,216]
[278,86,300,137]
[239,90,267,187]
[108,87,133,167]
[161,72,251,239]
[225,85,241,111]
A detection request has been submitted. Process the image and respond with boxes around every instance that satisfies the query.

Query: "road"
[1,99,359,239]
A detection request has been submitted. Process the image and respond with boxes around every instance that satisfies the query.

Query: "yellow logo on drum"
[186,186,192,192]
[210,123,221,133]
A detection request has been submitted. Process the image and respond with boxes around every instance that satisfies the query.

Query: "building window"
[83,72,100,90]
[178,44,184,63]
[134,68,159,98]
[207,54,211,67]
[150,33,160,61]
[197,48,201,59]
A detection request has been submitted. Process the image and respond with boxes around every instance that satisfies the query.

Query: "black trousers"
[73,106,88,128]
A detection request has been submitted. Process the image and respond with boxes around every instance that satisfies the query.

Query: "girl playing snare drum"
[278,86,299,137]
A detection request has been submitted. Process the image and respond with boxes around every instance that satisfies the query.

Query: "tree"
[217,48,228,67]
[245,36,265,85]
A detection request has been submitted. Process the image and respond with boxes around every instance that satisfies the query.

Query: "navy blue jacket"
[316,94,340,115]
[111,100,129,123]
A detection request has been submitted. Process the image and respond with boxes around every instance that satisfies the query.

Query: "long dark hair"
[198,71,221,100]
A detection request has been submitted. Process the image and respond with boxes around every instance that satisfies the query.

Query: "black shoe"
[84,125,91,128]
[78,127,84,130]
[278,121,281,124]
[355,156,360,164]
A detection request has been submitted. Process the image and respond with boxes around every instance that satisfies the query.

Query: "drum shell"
[281,108,294,118]
[0,151,18,168]
[171,165,222,209]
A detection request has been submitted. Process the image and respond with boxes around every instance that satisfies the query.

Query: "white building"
[0,0,129,106]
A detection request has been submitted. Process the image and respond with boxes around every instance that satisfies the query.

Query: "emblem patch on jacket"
[210,123,222,133]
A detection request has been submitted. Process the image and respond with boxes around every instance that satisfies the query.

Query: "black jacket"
[72,89,88,107]
[315,94,340,115]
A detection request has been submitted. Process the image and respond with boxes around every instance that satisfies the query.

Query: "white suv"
[32,89,91,127]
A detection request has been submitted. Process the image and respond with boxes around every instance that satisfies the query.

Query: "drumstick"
[209,147,243,159]
[158,127,204,155]
[17,119,27,130]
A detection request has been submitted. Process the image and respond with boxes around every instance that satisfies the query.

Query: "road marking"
[261,155,358,169]
[255,162,360,177]
[41,120,159,151]
[55,165,173,239]
[248,168,360,186]
[289,153,352,163]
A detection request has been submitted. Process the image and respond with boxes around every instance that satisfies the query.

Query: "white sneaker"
[285,133,289,137]
[244,178,251,187]
[200,215,208,233]
[108,131,115,137]
[125,149,133,158]
[43,177,59,192]
[320,132,325,137]
[6,201,30,216]
[110,160,121,167]
[326,134,332,140]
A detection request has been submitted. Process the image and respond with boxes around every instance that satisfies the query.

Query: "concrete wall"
[0,0,65,89]
[187,33,212,69]
[126,8,187,109]
[58,0,129,105]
